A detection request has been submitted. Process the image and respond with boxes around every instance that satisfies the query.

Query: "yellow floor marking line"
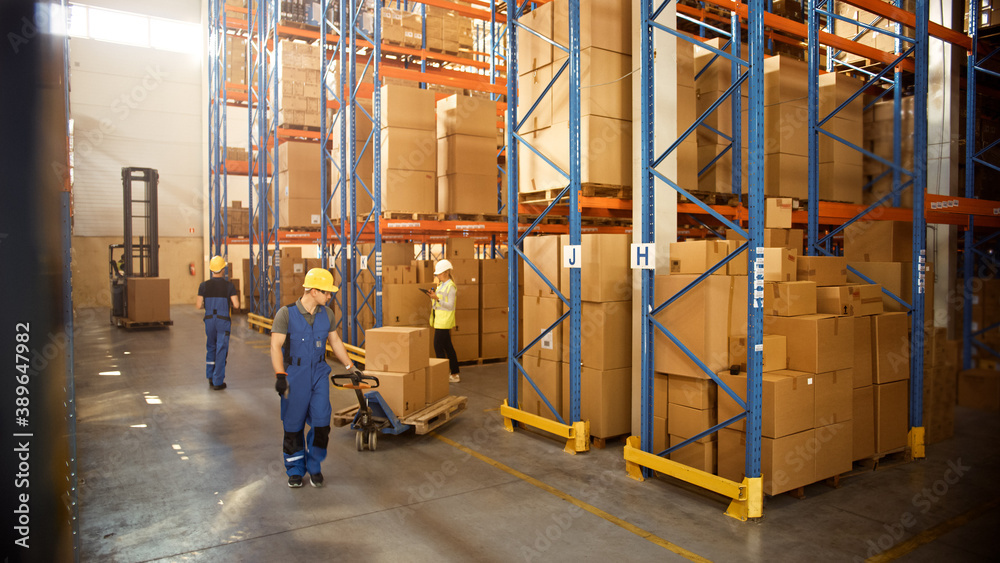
[430,432,713,563]
[867,497,1000,562]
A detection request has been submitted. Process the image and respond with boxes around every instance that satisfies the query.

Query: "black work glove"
[275,373,288,397]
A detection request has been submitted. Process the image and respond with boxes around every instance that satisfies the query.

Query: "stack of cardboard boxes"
[832,0,914,67]
[424,6,475,54]
[275,247,306,307]
[863,97,915,208]
[516,0,633,195]
[277,40,322,129]
[695,38,748,194]
[479,256,509,360]
[330,99,374,220]
[224,34,247,86]
[364,327,451,418]
[278,140,323,228]
[380,84,437,213]
[226,200,250,237]
[436,94,501,214]
[958,278,1000,412]
[817,73,864,203]
[923,327,958,442]
[520,233,633,439]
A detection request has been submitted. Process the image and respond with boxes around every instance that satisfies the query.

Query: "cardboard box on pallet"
[523,235,561,297]
[852,385,875,460]
[561,301,632,371]
[958,369,1000,411]
[481,332,508,360]
[381,169,436,213]
[380,84,436,130]
[437,135,497,176]
[765,314,854,374]
[560,365,631,438]
[667,374,717,410]
[853,316,874,388]
[718,427,817,495]
[520,357,561,420]
[523,295,563,362]
[454,308,479,336]
[669,436,717,474]
[438,174,501,215]
[872,312,910,384]
[453,333,478,362]
[815,420,854,480]
[653,274,734,379]
[874,380,909,453]
[558,233,632,302]
[365,367,426,417]
[127,277,170,322]
[479,259,507,284]
[717,369,815,438]
[381,128,437,172]
[426,358,450,405]
[552,47,633,122]
[436,94,497,139]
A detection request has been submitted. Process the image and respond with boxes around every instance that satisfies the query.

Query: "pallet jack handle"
[331,371,380,391]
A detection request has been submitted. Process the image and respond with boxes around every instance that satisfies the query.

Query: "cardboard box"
[516,2,553,72]
[668,374,717,410]
[559,233,632,302]
[848,261,934,322]
[523,235,561,297]
[278,194,321,228]
[763,281,817,317]
[765,314,854,374]
[763,55,808,105]
[844,220,913,263]
[479,259,507,283]
[480,307,509,334]
[872,312,910,384]
[426,358,450,405]
[481,284,509,309]
[279,140,322,173]
[518,65,553,130]
[762,247,797,282]
[654,373,669,419]
[958,369,1000,411]
[553,47,632,122]
[523,295,563,361]
[561,300,631,370]
[814,421,854,480]
[520,357,561,420]
[717,369,815,438]
[455,284,479,311]
[653,275,734,378]
[364,326,430,373]
[817,284,884,317]
[380,83,436,130]
[796,256,848,287]
[553,0,631,57]
[670,240,731,275]
[382,283,434,326]
[874,381,909,453]
[481,332,508,359]
[381,127,437,172]
[718,427,817,495]
[764,153,809,199]
[668,435,717,473]
[814,368,853,426]
[445,237,476,260]
[524,116,632,189]
[381,169,436,213]
[437,135,497,176]
[667,403,717,444]
[560,365,631,437]
[853,317,874,388]
[852,386,875,460]
[653,415,668,452]
[728,334,788,373]
[454,308,479,336]
[727,227,804,255]
[127,277,171,322]
[436,94,497,138]
[448,258,479,285]
[437,174,500,215]
[366,367,426,417]
[766,198,793,228]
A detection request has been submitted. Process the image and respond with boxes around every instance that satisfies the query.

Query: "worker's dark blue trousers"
[280,365,331,476]
[204,317,230,386]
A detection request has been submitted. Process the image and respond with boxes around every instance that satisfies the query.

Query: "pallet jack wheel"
[367,430,377,451]
[356,431,364,451]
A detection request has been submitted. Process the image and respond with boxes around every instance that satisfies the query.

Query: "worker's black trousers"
[434,328,460,375]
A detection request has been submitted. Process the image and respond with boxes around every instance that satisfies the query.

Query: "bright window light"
[87,7,148,47]
[68,5,87,38]
[150,18,201,55]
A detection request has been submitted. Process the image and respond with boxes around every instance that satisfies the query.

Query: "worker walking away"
[196,255,240,390]
[270,268,358,488]
[425,259,461,383]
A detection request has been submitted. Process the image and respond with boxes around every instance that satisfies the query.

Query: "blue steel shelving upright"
[347,0,382,346]
[247,0,281,317]
[501,0,589,454]
[623,0,765,521]
[320,0,350,338]
[805,0,929,457]
[963,4,1000,369]
[208,0,229,261]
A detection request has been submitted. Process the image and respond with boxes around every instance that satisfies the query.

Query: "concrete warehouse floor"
[75,306,999,562]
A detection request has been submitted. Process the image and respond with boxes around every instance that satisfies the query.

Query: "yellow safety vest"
[431,279,457,329]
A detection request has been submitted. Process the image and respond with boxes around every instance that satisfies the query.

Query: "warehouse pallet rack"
[962,2,1000,370]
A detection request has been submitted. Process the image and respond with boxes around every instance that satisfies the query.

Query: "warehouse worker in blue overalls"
[270,267,357,488]
[196,256,240,390]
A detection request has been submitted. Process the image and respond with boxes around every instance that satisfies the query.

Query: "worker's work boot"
[310,473,324,488]
[288,475,303,488]
[449,374,460,383]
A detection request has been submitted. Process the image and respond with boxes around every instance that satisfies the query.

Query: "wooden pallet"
[458,357,506,366]
[112,317,173,329]
[682,190,742,207]
[518,184,632,206]
[278,123,321,133]
[382,211,446,221]
[447,213,506,223]
[400,395,468,434]
[591,433,629,449]
[781,473,846,500]
[845,447,910,476]
[332,404,361,428]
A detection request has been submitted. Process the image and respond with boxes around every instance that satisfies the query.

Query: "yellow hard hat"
[209,256,227,273]
[303,268,337,293]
